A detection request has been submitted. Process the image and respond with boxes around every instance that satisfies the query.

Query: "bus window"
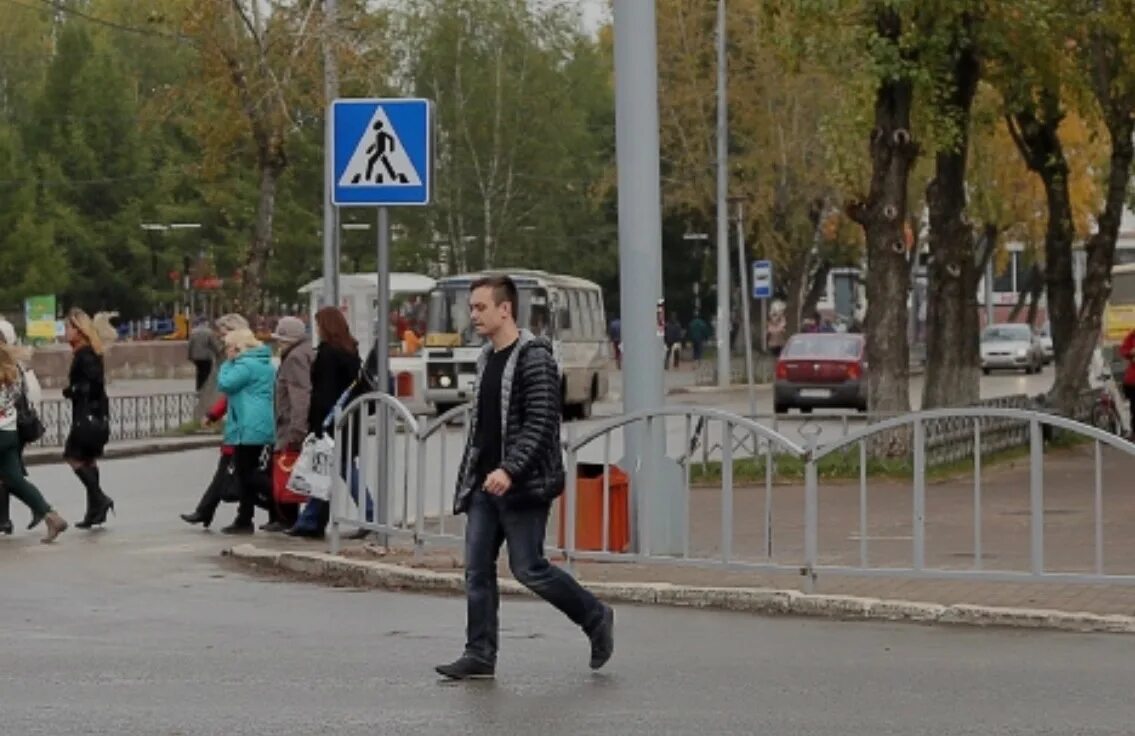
[528,288,551,337]
[586,291,602,338]
[557,291,572,335]
[579,290,595,337]
[569,291,584,339]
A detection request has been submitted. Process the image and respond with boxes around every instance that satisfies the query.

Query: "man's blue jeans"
[463,490,606,665]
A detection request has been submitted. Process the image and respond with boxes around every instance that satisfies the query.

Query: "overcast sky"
[580,0,609,34]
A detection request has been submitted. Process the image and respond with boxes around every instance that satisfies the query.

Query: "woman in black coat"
[63,309,115,529]
[285,307,362,538]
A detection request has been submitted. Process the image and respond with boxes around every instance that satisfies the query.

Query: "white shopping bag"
[286,433,335,501]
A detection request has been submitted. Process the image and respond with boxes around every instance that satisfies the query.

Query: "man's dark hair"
[470,275,519,320]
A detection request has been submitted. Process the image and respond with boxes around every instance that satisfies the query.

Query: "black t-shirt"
[474,340,518,479]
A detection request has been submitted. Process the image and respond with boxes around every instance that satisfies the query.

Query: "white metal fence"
[34,392,198,447]
[327,395,1135,589]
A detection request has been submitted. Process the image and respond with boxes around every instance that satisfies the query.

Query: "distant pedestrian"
[687,314,711,362]
[608,317,622,369]
[188,318,219,391]
[285,307,362,539]
[1118,327,1135,424]
[664,313,683,369]
[63,309,116,530]
[267,316,312,530]
[435,275,613,681]
[180,313,249,530]
[0,318,40,536]
[767,309,787,358]
[216,328,277,535]
[178,396,236,529]
[0,342,66,542]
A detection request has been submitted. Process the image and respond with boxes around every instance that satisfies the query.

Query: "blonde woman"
[63,308,116,529]
[0,317,38,535]
[216,328,277,534]
[0,343,67,542]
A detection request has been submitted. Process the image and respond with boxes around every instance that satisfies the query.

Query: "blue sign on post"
[331,98,431,207]
[752,260,773,299]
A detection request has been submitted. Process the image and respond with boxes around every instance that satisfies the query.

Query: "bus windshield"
[427,284,551,346]
[1111,270,1135,304]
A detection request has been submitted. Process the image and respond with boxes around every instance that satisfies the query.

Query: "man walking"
[436,275,614,681]
[188,318,219,391]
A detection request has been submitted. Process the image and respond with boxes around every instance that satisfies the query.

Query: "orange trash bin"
[395,371,414,398]
[558,463,630,553]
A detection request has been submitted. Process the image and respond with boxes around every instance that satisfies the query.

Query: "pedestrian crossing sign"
[332,98,432,207]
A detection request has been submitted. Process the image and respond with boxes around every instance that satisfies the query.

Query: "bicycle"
[1090,372,1128,437]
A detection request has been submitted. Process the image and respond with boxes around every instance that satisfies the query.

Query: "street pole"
[614,0,681,554]
[322,0,340,309]
[734,200,756,418]
[715,0,731,388]
[375,206,391,546]
[984,256,994,328]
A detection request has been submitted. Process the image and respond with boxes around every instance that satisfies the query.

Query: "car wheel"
[774,403,788,414]
[982,367,991,376]
[799,406,813,415]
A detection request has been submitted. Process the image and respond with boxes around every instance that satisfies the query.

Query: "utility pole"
[715,0,731,388]
[614,0,683,554]
[322,0,340,309]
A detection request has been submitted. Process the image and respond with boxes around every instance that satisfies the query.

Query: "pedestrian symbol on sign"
[338,106,422,188]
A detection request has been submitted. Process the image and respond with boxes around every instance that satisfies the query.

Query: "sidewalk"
[24,433,219,466]
[223,442,1135,631]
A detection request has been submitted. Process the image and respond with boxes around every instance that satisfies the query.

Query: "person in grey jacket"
[269,316,312,531]
[188,319,220,391]
[435,275,614,681]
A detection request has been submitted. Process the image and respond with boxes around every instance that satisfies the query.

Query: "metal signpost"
[752,259,773,346]
[330,97,432,542]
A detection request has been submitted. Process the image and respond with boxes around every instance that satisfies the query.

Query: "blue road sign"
[331,98,431,207]
[752,260,773,299]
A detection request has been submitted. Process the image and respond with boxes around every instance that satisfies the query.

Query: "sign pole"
[734,201,756,418]
[374,206,392,546]
[330,96,431,547]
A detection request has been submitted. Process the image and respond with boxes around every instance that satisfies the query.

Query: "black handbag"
[73,412,110,450]
[15,370,44,445]
[218,458,241,503]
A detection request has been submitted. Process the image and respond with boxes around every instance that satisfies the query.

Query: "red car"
[774,333,867,414]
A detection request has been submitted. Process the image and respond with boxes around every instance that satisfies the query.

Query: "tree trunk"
[1049,111,1135,414]
[239,145,286,323]
[1025,265,1044,328]
[1006,95,1075,392]
[800,257,832,324]
[849,6,917,450]
[922,22,981,409]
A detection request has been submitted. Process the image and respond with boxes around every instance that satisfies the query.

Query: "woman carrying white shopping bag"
[285,307,375,538]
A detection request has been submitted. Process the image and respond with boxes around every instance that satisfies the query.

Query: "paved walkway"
[318,442,1135,617]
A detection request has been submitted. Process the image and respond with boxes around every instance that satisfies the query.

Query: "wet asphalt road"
[1,451,1134,735]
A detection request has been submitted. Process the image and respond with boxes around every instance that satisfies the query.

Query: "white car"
[981,323,1045,375]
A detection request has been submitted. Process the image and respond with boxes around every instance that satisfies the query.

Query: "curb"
[222,545,1135,635]
[25,436,220,466]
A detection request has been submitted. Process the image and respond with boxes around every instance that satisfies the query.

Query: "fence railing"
[326,395,1135,589]
[34,392,199,447]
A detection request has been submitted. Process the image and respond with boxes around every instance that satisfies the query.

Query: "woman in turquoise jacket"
[216,328,278,535]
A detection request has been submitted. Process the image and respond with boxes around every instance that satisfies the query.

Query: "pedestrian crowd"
[0,310,118,542]
[180,307,381,538]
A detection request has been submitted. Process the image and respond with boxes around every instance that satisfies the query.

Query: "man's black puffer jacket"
[454,331,565,513]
